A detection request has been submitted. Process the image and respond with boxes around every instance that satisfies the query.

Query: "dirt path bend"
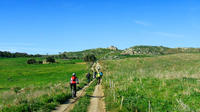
[88,84,106,112]
[52,81,94,112]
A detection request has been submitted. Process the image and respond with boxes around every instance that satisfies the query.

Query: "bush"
[38,61,43,64]
[46,57,55,63]
[83,54,97,62]
[13,87,21,94]
[27,59,37,64]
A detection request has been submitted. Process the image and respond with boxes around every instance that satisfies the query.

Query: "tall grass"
[102,53,200,112]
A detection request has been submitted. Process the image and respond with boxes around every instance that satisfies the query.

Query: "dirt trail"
[52,81,93,112]
[52,62,105,112]
[88,84,106,112]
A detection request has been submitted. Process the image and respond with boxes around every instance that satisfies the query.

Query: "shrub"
[46,57,55,63]
[27,59,37,64]
[38,61,43,64]
[13,87,21,94]
[83,54,97,62]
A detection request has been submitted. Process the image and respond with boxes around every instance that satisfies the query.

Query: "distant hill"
[63,47,122,59]
[2,45,199,59]
[121,46,169,55]
[61,45,200,60]
[122,45,200,55]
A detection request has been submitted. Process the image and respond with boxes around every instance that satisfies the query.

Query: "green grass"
[0,57,89,111]
[0,58,86,89]
[102,53,200,112]
[70,79,96,112]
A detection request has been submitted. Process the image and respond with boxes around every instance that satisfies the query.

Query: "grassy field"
[0,57,88,111]
[102,53,200,112]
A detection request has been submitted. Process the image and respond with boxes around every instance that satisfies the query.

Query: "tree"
[83,54,97,62]
[46,57,56,63]
[59,54,68,59]
[38,61,43,64]
[27,59,37,64]
[0,51,42,58]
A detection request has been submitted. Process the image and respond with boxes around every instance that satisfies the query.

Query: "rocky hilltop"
[121,46,169,55]
[107,46,118,50]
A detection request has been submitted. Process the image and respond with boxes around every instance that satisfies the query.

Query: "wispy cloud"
[134,20,151,26]
[153,32,184,38]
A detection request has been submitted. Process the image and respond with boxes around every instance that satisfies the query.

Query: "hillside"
[61,46,200,60]
[62,48,122,59]
[102,53,200,111]
[122,45,200,55]
[122,46,169,55]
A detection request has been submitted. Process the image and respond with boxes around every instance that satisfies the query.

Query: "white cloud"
[153,32,184,38]
[134,20,151,26]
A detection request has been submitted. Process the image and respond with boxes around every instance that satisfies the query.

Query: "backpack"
[97,73,100,77]
[72,76,76,81]
[100,72,103,76]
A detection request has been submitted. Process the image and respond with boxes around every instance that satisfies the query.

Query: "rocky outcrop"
[107,46,118,50]
[121,46,169,55]
[121,48,135,55]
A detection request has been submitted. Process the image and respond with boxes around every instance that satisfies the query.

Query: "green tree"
[83,54,97,62]
[27,59,37,64]
[46,57,56,63]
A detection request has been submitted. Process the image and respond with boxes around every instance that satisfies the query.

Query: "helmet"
[72,73,76,76]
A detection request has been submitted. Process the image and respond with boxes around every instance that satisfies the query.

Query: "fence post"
[120,96,124,110]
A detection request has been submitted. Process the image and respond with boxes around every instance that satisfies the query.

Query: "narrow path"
[52,81,94,112]
[88,84,106,112]
[52,62,105,112]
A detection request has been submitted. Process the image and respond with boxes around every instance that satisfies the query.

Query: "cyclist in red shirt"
[70,73,79,97]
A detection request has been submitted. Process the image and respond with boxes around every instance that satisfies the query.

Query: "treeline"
[62,48,120,59]
[0,51,42,58]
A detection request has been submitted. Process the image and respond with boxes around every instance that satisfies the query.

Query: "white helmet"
[72,73,76,76]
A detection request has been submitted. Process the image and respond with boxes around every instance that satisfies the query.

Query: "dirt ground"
[52,81,93,112]
[88,84,106,112]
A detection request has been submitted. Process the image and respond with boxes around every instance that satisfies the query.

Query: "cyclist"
[97,66,100,72]
[96,72,101,85]
[93,71,97,79]
[86,72,91,83]
[70,73,79,97]
[100,71,103,79]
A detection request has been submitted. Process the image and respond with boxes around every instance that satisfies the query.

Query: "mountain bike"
[71,84,76,97]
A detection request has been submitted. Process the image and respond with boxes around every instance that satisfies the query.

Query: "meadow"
[0,57,88,111]
[102,53,200,112]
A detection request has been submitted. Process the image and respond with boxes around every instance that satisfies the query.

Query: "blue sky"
[0,0,200,54]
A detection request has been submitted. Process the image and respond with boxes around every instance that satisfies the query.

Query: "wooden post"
[109,80,111,88]
[120,96,124,110]
[148,100,151,112]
